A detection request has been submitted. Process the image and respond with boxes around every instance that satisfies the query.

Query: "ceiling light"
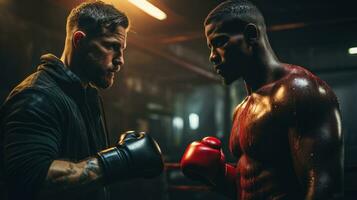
[128,0,167,20]
[189,113,199,130]
[348,47,357,55]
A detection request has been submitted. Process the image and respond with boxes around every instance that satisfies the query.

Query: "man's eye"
[211,36,229,48]
[104,42,120,51]
[112,44,120,51]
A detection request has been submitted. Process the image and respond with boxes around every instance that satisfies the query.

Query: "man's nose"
[209,50,221,65]
[113,56,124,72]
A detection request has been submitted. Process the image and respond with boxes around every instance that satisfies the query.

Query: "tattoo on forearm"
[41,158,103,197]
[78,159,102,183]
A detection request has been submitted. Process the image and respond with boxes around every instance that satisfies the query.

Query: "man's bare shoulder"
[232,96,249,118]
[266,64,340,130]
[271,64,338,108]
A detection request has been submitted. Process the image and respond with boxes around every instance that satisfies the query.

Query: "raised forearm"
[38,157,104,198]
[180,137,238,199]
[213,164,238,199]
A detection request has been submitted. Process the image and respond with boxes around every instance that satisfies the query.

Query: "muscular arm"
[288,110,342,199]
[287,76,343,199]
[38,158,104,199]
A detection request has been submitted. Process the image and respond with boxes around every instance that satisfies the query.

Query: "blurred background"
[1,0,357,199]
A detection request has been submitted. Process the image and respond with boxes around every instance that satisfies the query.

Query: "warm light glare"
[348,47,357,55]
[128,0,167,20]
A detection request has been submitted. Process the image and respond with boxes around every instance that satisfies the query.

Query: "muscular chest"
[229,94,286,159]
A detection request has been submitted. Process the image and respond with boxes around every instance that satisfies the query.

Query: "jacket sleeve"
[1,89,62,199]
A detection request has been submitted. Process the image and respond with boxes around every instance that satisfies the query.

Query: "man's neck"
[243,46,282,94]
[61,51,89,88]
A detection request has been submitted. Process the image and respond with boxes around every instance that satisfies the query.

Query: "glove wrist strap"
[97,147,130,184]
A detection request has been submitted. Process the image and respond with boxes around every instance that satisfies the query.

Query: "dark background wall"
[1,0,357,199]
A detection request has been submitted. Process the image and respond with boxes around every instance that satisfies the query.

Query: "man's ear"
[243,23,259,45]
[72,31,86,48]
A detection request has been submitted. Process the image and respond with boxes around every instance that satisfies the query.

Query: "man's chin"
[91,80,113,89]
[221,75,237,85]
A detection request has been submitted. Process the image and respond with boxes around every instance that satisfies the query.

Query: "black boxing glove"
[97,131,164,183]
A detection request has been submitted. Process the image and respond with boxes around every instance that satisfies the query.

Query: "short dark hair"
[205,0,265,29]
[67,1,129,36]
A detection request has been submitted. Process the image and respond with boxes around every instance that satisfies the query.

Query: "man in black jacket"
[0,2,164,200]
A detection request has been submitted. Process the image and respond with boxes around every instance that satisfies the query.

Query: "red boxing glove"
[180,137,236,186]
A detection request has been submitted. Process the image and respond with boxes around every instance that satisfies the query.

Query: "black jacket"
[0,54,109,200]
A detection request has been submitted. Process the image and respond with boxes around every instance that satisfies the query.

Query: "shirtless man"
[180,0,343,199]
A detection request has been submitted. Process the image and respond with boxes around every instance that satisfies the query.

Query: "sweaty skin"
[203,12,343,198]
[229,65,342,199]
